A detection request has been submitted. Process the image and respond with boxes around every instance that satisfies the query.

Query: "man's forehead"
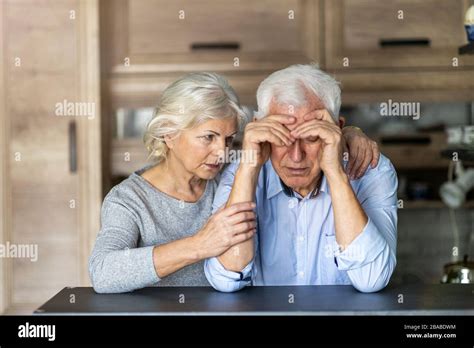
[269,99,326,126]
[269,97,325,116]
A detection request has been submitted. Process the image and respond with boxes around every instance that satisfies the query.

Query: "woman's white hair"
[144,72,246,163]
[255,63,341,121]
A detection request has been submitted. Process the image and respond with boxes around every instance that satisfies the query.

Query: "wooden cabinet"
[324,0,474,70]
[0,0,101,314]
[101,0,321,73]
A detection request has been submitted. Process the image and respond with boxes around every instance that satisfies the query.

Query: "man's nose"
[288,139,304,162]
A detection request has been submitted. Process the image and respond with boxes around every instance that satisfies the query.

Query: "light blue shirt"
[204,154,398,293]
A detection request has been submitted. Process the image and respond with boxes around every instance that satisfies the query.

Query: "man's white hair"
[255,63,341,121]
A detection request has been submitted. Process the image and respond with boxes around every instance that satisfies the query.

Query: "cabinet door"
[102,0,321,72]
[2,0,101,312]
[5,0,81,308]
[325,0,474,70]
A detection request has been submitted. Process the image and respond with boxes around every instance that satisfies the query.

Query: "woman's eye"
[225,137,235,147]
[201,134,214,142]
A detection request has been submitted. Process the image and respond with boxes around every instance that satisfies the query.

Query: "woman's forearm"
[217,164,260,272]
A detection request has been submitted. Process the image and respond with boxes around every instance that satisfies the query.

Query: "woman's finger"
[232,220,257,235]
[226,211,256,225]
[349,146,364,179]
[232,229,256,245]
[346,146,359,177]
[356,148,372,179]
[370,142,380,168]
[222,202,256,217]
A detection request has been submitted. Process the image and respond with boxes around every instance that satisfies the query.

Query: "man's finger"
[303,109,337,124]
[267,127,294,146]
[292,121,339,139]
[251,128,289,147]
[264,114,297,125]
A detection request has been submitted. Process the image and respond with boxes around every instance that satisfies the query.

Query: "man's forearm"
[217,164,259,272]
[326,167,368,249]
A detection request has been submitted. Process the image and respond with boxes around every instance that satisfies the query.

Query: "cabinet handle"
[380,136,431,145]
[379,38,430,47]
[191,42,240,50]
[69,121,77,173]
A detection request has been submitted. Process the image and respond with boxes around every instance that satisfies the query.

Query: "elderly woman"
[89,72,379,293]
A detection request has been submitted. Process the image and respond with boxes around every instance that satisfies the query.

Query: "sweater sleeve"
[88,194,160,293]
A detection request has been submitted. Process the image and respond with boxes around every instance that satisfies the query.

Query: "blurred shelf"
[441,147,474,162]
[378,132,451,170]
[401,200,474,209]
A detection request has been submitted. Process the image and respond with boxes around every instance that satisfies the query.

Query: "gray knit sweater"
[89,166,217,293]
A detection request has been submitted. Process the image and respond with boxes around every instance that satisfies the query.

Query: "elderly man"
[204,64,398,293]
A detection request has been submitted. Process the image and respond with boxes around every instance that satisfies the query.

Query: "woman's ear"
[163,134,176,149]
[338,116,346,129]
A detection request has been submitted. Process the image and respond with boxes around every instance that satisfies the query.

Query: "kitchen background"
[1,0,473,314]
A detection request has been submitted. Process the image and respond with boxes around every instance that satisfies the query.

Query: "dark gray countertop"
[34,284,474,316]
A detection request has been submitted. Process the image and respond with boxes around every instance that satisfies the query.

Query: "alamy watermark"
[18,322,55,341]
[380,99,420,120]
[0,241,38,262]
[216,148,257,166]
[55,99,95,120]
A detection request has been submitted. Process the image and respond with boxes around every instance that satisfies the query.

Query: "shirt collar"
[265,160,329,200]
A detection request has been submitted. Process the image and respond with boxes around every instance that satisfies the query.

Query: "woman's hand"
[194,201,257,259]
[342,127,380,180]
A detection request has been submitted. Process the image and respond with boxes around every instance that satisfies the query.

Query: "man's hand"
[242,115,296,169]
[296,109,380,180]
[293,109,368,250]
[291,109,344,177]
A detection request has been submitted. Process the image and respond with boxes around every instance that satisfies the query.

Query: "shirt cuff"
[333,217,387,271]
[204,257,253,292]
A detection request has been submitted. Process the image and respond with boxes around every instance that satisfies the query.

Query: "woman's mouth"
[204,163,221,170]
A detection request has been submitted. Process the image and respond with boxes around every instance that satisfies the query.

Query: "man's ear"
[338,116,346,129]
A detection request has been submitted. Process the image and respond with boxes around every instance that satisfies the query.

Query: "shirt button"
[298,271,305,277]
[288,198,297,209]
[298,236,304,242]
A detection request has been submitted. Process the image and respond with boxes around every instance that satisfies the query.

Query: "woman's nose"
[212,138,227,161]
